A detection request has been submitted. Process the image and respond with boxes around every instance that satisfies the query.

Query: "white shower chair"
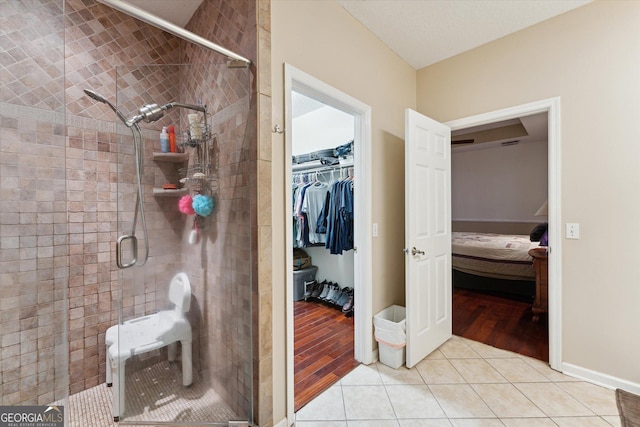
[105,272,193,421]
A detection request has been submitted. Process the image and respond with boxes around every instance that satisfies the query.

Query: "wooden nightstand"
[528,247,548,322]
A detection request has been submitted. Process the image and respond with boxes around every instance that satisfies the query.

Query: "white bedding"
[451,232,538,281]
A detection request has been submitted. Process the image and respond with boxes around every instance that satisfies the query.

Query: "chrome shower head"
[126,101,206,127]
[127,103,166,126]
[83,89,129,125]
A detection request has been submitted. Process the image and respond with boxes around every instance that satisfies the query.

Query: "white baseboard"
[562,362,640,394]
[273,417,290,427]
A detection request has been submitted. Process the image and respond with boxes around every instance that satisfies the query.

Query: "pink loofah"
[178,195,195,215]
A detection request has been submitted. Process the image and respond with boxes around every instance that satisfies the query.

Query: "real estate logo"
[0,406,64,427]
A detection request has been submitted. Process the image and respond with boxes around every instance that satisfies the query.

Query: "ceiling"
[292,91,326,119]
[451,113,548,152]
[336,0,592,69]
[128,0,203,27]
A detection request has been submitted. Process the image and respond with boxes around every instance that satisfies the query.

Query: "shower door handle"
[116,234,138,269]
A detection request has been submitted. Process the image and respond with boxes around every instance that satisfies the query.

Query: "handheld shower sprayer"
[83,88,149,269]
[83,89,130,125]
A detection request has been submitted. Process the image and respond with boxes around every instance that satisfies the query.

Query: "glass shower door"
[111,62,253,425]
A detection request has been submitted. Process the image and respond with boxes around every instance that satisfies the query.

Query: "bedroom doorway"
[446,98,562,370]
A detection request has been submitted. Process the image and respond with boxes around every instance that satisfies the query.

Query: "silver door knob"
[411,247,425,256]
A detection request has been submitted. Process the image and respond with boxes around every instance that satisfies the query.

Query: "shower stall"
[103,60,253,425]
[1,0,256,425]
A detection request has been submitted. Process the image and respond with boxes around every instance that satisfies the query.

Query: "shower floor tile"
[66,360,237,426]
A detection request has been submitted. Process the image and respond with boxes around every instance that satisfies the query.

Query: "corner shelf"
[152,188,189,197]
[153,152,189,163]
[152,152,189,198]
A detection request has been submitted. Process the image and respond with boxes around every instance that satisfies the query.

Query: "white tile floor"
[295,336,621,427]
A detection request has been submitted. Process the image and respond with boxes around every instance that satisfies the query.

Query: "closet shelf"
[153,188,188,197]
[152,152,189,163]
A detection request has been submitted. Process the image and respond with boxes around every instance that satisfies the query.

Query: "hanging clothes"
[324,177,354,255]
[316,190,331,235]
[293,180,312,248]
[302,181,329,245]
[292,168,354,254]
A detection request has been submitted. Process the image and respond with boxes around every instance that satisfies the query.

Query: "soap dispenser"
[160,126,169,153]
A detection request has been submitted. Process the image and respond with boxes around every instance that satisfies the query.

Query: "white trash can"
[374,305,406,369]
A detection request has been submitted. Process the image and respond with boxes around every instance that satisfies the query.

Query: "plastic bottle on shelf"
[188,114,202,141]
[160,126,169,153]
[168,125,177,152]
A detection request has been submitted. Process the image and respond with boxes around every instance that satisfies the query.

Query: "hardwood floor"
[294,300,358,412]
[453,287,549,362]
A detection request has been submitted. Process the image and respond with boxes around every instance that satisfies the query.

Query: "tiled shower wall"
[1,0,258,418]
[181,0,256,419]
[0,0,68,405]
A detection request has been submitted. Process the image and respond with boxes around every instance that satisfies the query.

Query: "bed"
[451,232,539,300]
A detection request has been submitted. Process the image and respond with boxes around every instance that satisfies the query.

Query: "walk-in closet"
[291,91,359,410]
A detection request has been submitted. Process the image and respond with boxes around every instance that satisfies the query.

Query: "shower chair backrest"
[168,272,191,313]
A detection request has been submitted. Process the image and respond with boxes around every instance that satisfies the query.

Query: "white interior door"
[404,108,452,368]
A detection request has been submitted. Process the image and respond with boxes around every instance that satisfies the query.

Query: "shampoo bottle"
[168,125,177,152]
[160,126,169,153]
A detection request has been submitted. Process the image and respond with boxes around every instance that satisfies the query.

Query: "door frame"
[446,97,562,371]
[284,64,373,421]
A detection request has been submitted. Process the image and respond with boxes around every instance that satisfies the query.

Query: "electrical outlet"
[566,223,580,239]
[373,223,379,237]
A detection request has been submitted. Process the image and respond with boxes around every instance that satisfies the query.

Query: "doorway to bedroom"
[449,111,550,362]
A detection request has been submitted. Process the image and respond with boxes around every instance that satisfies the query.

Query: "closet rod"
[292,159,354,175]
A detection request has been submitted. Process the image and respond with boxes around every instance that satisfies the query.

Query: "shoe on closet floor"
[324,283,340,303]
[335,287,352,307]
[329,286,347,306]
[318,282,333,300]
[342,294,354,313]
[311,280,327,298]
[328,286,345,305]
[310,281,325,299]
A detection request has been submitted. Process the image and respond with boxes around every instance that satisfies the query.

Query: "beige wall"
[271,0,640,422]
[452,140,548,223]
[271,0,416,422]
[417,1,640,385]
